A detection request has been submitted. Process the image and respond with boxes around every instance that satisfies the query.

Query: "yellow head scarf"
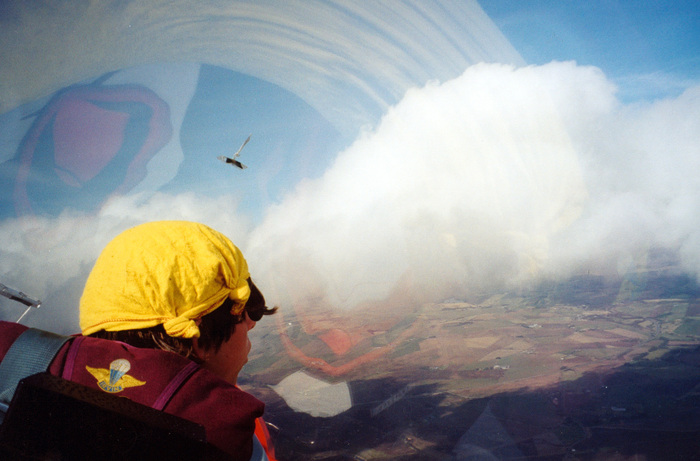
[80,221,250,338]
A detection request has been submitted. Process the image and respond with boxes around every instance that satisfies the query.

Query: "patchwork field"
[243,270,700,460]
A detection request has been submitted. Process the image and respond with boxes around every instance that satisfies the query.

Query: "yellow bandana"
[80,221,250,338]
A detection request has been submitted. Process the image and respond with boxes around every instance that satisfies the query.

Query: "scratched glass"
[1,2,698,459]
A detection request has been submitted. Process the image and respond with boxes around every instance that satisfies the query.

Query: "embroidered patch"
[86,359,146,393]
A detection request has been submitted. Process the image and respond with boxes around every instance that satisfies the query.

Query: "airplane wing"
[232,134,251,160]
[217,155,247,169]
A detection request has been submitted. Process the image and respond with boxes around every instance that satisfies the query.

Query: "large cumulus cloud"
[2,61,699,332]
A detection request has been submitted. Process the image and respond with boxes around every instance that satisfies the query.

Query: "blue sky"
[481,0,700,100]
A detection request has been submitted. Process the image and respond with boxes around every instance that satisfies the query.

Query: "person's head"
[80,220,276,383]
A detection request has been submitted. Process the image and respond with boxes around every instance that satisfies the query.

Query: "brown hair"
[89,279,277,360]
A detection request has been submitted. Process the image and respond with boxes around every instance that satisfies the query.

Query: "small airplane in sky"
[217,134,251,169]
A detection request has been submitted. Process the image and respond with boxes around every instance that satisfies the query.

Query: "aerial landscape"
[243,254,700,459]
[1,1,699,460]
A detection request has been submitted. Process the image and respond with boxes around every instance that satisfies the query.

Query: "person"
[0,220,277,460]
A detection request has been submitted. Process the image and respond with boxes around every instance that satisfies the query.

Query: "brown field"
[243,272,700,460]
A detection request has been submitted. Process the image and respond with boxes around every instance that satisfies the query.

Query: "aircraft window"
[1,1,698,459]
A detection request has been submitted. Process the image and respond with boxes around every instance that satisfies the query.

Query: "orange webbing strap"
[254,417,277,461]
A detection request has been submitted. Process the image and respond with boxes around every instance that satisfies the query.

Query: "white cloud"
[249,62,592,309]
[249,61,700,312]
[4,61,699,334]
[548,84,700,277]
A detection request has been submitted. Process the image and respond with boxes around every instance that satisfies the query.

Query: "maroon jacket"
[0,321,264,460]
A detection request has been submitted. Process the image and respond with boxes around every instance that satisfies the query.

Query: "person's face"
[194,311,257,385]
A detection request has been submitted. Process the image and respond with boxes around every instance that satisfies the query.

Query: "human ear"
[192,336,210,361]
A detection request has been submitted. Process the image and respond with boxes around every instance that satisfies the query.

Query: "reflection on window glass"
[0,1,698,459]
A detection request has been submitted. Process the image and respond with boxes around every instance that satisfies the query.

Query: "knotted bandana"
[80,221,250,338]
